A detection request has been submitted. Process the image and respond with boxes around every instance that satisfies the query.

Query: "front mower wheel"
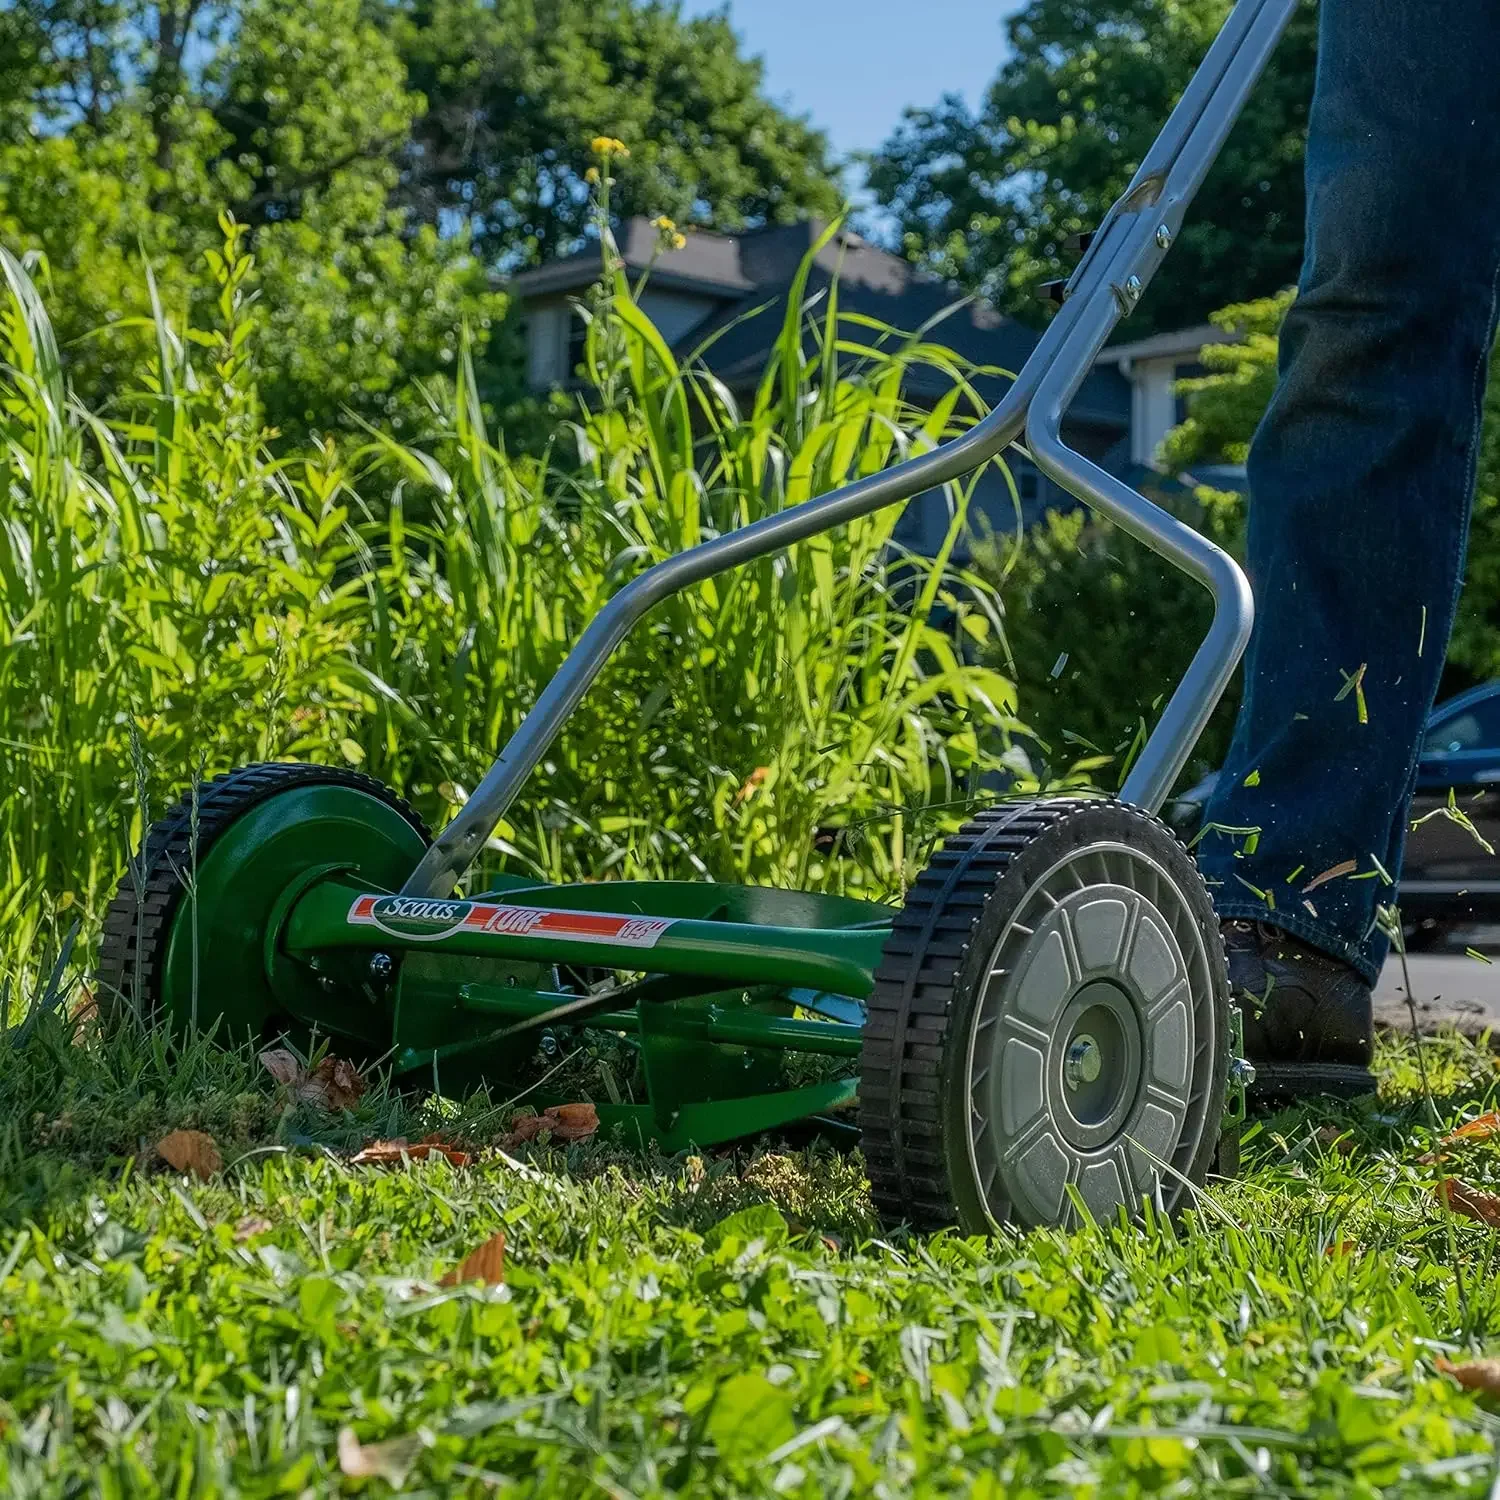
[860,799,1229,1232]
[98,762,430,1036]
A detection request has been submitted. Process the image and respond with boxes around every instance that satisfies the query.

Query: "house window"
[1018,466,1039,503]
[566,309,588,380]
[526,304,566,390]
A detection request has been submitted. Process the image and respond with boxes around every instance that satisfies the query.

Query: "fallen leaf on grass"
[1323,1239,1358,1258]
[500,1102,599,1149]
[233,1215,272,1241]
[156,1129,221,1179]
[1422,1112,1500,1163]
[1436,1357,1500,1396]
[1435,1178,1500,1227]
[440,1230,506,1288]
[337,1427,425,1485]
[1315,1125,1355,1157]
[1451,1113,1500,1142]
[70,987,98,1030]
[258,1048,367,1112]
[352,1134,472,1168]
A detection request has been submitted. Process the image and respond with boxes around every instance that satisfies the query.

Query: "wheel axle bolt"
[1229,1056,1257,1088]
[1155,224,1173,249]
[1065,1034,1102,1088]
[368,952,394,984]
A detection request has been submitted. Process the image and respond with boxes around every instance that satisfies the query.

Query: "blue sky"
[682,0,1028,159]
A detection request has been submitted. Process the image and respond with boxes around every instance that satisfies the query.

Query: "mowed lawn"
[3,1015,1500,1497]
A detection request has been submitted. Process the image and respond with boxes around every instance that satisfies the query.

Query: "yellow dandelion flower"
[651,214,678,234]
[590,135,630,158]
[672,232,687,250]
[584,165,601,185]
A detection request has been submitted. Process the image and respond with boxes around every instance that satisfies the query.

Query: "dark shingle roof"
[510,218,1131,430]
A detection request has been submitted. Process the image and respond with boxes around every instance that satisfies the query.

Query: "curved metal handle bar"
[403,0,1296,898]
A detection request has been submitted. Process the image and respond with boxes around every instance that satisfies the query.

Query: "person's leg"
[1195,0,1500,1084]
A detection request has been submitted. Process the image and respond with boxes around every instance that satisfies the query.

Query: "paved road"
[1374,926,1500,1036]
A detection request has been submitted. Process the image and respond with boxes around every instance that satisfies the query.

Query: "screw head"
[1155,224,1173,249]
[368,952,394,983]
[1229,1056,1258,1088]
[1065,1034,1103,1088]
[538,1031,559,1059]
[1124,274,1143,302]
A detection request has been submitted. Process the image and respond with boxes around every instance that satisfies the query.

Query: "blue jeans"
[1196,0,1500,984]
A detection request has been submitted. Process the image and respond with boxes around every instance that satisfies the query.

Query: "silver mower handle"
[404,0,1292,898]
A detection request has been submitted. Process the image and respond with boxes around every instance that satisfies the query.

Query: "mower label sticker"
[349,895,475,940]
[347,895,676,949]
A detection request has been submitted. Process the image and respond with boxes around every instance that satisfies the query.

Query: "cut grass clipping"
[5,1008,1500,1494]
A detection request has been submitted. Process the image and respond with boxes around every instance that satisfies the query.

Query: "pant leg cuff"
[1209,898,1383,988]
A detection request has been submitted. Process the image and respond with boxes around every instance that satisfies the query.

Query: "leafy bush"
[0,213,1019,990]
[975,477,1242,791]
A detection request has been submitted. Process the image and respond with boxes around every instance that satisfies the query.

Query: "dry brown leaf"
[1302,859,1358,894]
[352,1134,472,1168]
[551,1102,599,1139]
[1315,1125,1355,1157]
[1420,1114,1500,1163]
[233,1214,272,1241]
[1323,1239,1358,1257]
[1436,1178,1500,1227]
[70,986,98,1030]
[500,1102,600,1149]
[258,1048,366,1112]
[1449,1112,1500,1143]
[1436,1356,1500,1396]
[439,1229,506,1288]
[336,1426,424,1485]
[156,1129,222,1179]
[300,1055,367,1112]
[257,1047,303,1087]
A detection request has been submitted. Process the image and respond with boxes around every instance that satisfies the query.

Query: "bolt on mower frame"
[102,0,1291,1231]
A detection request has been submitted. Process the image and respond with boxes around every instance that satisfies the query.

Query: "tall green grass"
[0,214,1019,990]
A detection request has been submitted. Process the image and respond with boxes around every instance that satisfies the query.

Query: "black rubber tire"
[859,797,1231,1232]
[97,762,429,1024]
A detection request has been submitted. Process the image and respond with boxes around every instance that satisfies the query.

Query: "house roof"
[1095,323,1237,366]
[510,217,1133,428]
[510,218,757,298]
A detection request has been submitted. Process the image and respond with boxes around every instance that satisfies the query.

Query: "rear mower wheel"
[860,798,1229,1232]
[98,763,430,1037]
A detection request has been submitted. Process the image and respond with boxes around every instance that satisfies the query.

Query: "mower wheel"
[860,799,1229,1233]
[98,763,429,1035]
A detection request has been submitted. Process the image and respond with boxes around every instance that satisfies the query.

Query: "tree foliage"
[0,0,842,436]
[389,0,844,267]
[867,0,1316,332]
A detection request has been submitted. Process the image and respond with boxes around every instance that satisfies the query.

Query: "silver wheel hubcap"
[966,841,1217,1227]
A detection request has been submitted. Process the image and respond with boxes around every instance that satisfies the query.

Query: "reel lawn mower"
[99,0,1295,1233]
